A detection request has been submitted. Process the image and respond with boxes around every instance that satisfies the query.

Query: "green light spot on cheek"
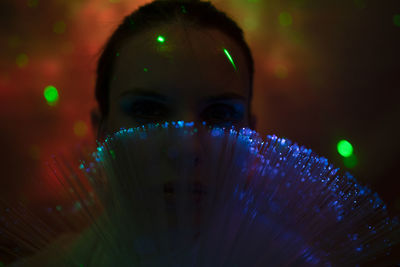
[157,35,165,43]
[223,48,237,71]
[337,139,354,158]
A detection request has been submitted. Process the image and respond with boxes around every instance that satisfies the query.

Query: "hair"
[95,0,254,121]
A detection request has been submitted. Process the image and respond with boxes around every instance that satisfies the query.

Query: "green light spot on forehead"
[157,35,165,43]
[223,48,237,71]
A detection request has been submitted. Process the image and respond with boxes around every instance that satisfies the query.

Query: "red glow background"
[0,0,399,233]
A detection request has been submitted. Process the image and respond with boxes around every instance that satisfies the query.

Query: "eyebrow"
[120,89,246,103]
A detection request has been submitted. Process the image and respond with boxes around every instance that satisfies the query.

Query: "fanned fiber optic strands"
[1,121,399,266]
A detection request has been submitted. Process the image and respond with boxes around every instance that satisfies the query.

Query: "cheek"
[104,107,135,134]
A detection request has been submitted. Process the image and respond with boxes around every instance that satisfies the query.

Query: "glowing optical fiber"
[223,48,237,71]
[337,139,353,158]
[44,85,59,106]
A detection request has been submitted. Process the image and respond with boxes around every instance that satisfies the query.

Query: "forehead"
[109,21,250,103]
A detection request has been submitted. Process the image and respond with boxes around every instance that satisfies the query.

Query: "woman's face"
[96,21,255,138]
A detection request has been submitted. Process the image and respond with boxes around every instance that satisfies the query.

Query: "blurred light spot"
[44,85,59,106]
[74,201,82,210]
[41,59,60,77]
[53,21,66,34]
[61,42,74,54]
[354,0,366,8]
[56,205,62,211]
[223,48,237,71]
[274,65,288,79]
[74,120,88,137]
[157,35,165,43]
[8,36,21,48]
[116,52,120,57]
[243,16,258,31]
[27,0,39,7]
[343,154,357,168]
[29,145,40,160]
[279,12,293,27]
[394,15,400,27]
[337,139,354,157]
[143,68,148,72]
[16,53,29,68]
[181,5,187,13]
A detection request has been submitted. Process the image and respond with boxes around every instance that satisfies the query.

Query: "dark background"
[0,0,399,230]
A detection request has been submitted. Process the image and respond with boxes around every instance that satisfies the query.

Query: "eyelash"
[124,100,242,124]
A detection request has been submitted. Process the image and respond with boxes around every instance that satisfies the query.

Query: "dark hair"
[95,0,254,120]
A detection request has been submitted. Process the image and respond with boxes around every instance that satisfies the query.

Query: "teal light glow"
[337,139,354,158]
[157,35,165,43]
[223,48,237,71]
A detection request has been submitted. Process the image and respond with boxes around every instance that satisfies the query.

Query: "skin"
[91,20,256,138]
[89,20,258,216]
